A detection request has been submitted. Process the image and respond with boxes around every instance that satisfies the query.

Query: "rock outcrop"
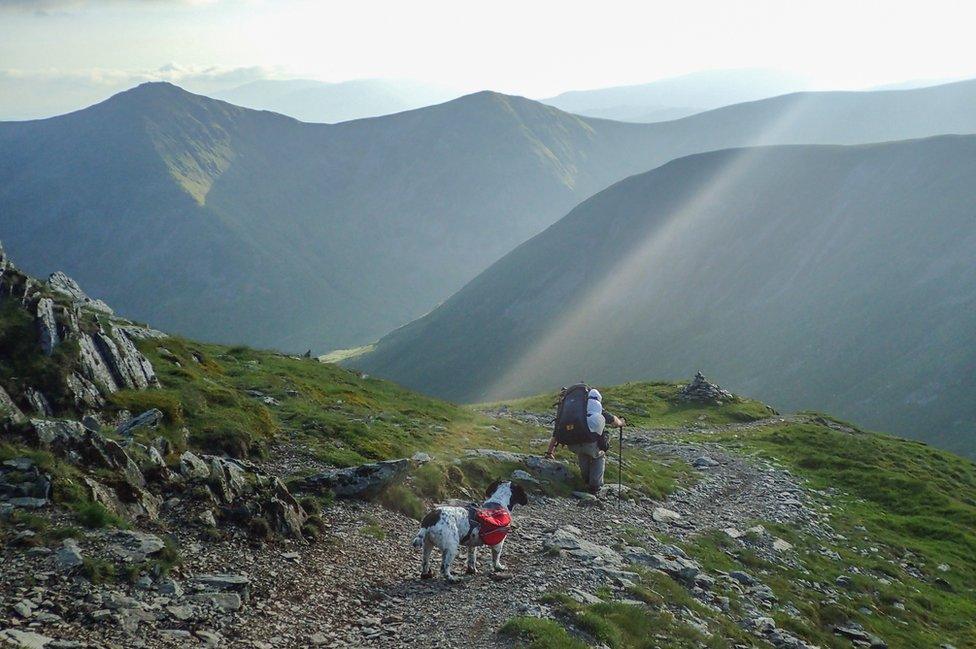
[47,271,114,315]
[35,297,60,355]
[0,246,161,421]
[116,409,163,437]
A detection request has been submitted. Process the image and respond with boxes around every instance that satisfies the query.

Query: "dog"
[411,480,528,582]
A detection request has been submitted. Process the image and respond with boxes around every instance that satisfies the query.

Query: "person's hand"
[613,416,626,428]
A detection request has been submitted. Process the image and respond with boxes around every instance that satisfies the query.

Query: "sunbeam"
[482,99,815,400]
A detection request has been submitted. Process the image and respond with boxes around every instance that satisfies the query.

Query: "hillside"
[352,136,976,458]
[4,79,976,353]
[0,83,673,351]
[1,250,974,648]
[212,78,459,123]
[543,68,810,122]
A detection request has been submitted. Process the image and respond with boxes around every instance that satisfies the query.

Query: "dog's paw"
[420,571,434,580]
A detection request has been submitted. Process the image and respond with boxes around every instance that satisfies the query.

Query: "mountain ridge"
[5,79,976,353]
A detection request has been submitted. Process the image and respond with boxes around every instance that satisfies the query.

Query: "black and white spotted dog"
[411,480,528,582]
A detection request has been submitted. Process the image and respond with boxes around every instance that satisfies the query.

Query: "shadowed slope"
[353,136,976,457]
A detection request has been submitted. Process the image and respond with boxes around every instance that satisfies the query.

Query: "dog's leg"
[441,543,460,583]
[490,540,506,572]
[420,537,434,579]
[466,546,478,574]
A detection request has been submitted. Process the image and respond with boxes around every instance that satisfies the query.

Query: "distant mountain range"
[351,135,976,457]
[542,68,811,122]
[3,78,976,355]
[212,78,460,123]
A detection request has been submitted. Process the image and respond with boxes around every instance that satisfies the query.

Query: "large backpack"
[553,383,600,445]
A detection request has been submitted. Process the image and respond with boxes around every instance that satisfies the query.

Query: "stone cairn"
[678,371,734,403]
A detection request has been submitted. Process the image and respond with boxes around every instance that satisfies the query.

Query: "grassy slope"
[114,337,545,465]
[118,343,707,511]
[700,416,976,648]
[6,315,973,648]
[505,413,976,649]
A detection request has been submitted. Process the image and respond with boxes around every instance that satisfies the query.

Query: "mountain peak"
[104,81,202,107]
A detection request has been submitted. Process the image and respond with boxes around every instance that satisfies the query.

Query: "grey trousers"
[568,441,606,489]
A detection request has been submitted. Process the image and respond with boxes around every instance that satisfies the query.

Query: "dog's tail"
[411,527,427,549]
[412,508,440,548]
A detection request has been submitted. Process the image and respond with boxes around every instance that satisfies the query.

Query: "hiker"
[544,387,625,494]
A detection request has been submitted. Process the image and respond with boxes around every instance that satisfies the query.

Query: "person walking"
[545,387,625,494]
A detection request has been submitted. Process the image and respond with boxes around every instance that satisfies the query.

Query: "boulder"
[7,497,48,509]
[179,451,211,480]
[105,330,159,390]
[729,570,758,586]
[263,478,306,537]
[0,629,56,649]
[190,573,251,601]
[83,476,160,521]
[465,449,573,482]
[623,547,701,584]
[116,409,163,437]
[188,592,242,613]
[544,525,622,564]
[511,469,540,485]
[651,507,682,523]
[55,539,84,570]
[305,458,414,498]
[692,455,720,469]
[24,388,53,417]
[65,372,105,409]
[205,456,251,503]
[109,530,166,562]
[0,385,26,425]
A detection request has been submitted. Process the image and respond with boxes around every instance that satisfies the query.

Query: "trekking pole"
[617,425,624,503]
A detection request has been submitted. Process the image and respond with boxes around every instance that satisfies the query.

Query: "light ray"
[482,99,814,400]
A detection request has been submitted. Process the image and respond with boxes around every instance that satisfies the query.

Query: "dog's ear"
[510,483,528,508]
[485,479,502,499]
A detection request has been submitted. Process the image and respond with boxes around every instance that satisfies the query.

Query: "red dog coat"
[471,505,511,546]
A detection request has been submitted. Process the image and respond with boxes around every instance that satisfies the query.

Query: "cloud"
[0,0,218,14]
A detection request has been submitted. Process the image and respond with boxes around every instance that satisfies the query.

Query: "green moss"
[361,522,386,540]
[379,484,425,520]
[81,557,117,584]
[0,300,77,412]
[74,501,124,529]
[500,617,588,649]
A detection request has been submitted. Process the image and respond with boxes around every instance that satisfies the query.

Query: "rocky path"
[1,418,833,649]
[268,418,829,648]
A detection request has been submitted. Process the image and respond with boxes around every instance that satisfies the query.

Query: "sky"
[2,0,976,118]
